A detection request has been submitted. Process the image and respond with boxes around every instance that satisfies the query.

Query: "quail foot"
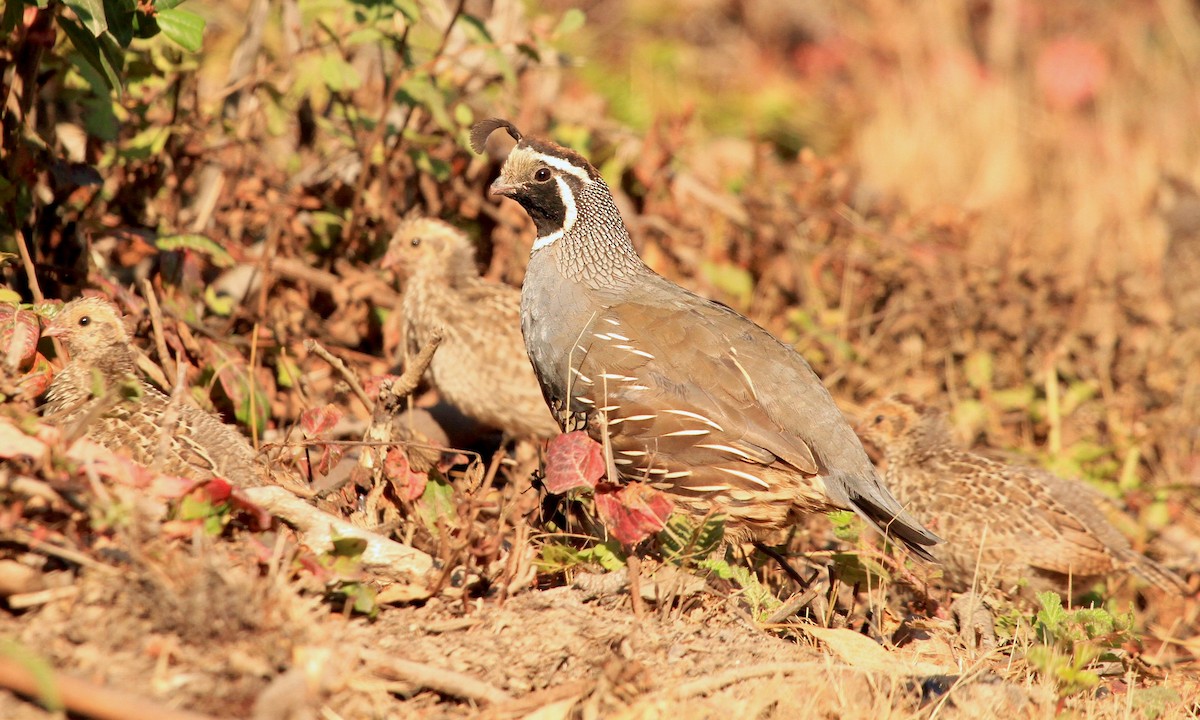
[859,396,1188,596]
[471,118,939,558]
[42,297,265,486]
[383,217,560,439]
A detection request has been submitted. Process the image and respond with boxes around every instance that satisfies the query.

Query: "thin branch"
[363,652,511,705]
[0,656,220,720]
[139,279,175,388]
[304,339,375,412]
[14,229,44,303]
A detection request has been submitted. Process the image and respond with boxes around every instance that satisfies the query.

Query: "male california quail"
[470,119,938,557]
[859,396,1188,595]
[382,217,560,438]
[42,297,265,486]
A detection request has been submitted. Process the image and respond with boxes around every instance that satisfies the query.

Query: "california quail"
[859,396,1188,595]
[42,297,265,486]
[382,217,560,439]
[470,119,939,557]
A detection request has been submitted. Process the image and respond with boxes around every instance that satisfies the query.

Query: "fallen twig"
[0,655,221,720]
[363,651,512,706]
[240,485,433,579]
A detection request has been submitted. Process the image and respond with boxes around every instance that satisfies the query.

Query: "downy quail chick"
[471,118,939,557]
[382,217,560,439]
[859,396,1187,595]
[42,297,265,486]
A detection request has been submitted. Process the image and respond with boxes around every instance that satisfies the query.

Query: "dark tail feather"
[848,492,940,563]
[1124,550,1190,595]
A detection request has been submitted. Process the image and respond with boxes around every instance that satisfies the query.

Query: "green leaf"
[103,0,136,45]
[64,0,108,36]
[417,477,455,532]
[658,513,724,563]
[156,234,235,267]
[58,15,122,93]
[330,536,368,558]
[319,54,362,92]
[2,0,25,35]
[554,8,585,36]
[155,8,205,52]
[203,286,235,317]
[577,542,626,571]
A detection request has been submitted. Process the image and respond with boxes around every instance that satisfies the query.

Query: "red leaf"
[383,448,428,501]
[17,352,54,399]
[0,305,40,370]
[201,477,233,503]
[363,374,403,398]
[300,404,343,437]
[544,431,606,494]
[594,483,675,546]
[313,444,345,476]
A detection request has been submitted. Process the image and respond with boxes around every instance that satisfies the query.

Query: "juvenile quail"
[42,297,265,486]
[860,396,1188,595]
[470,119,939,557]
[382,217,560,439]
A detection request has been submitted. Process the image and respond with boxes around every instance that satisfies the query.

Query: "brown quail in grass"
[859,396,1188,596]
[382,217,560,439]
[42,297,265,486]
[470,118,939,557]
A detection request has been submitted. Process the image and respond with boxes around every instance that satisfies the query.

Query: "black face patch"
[514,178,571,238]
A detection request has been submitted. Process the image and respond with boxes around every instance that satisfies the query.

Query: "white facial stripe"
[531,152,592,183]
[532,229,562,252]
[556,176,577,233]
[531,174,578,253]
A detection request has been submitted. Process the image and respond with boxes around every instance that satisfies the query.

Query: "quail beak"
[42,325,66,338]
[490,177,519,198]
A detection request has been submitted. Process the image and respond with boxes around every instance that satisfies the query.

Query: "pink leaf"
[301,404,343,437]
[1036,37,1108,111]
[594,483,675,547]
[543,431,606,494]
[384,448,428,501]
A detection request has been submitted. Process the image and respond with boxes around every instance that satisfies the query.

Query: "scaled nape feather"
[472,118,940,559]
[859,395,1189,596]
[42,296,265,486]
[382,217,560,439]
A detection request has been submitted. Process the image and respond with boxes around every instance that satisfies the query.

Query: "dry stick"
[0,657,220,720]
[139,279,175,389]
[304,339,376,412]
[14,229,44,303]
[364,652,512,706]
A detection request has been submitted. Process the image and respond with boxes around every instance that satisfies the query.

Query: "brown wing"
[567,298,843,508]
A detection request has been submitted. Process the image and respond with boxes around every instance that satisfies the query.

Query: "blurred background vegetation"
[2,0,1199,708]
[5,0,1199,561]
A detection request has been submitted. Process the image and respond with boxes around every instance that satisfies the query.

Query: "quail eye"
[534,167,552,183]
[410,237,422,247]
[874,415,884,425]
[78,316,91,327]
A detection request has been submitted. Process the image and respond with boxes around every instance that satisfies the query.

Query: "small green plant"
[323,536,379,618]
[1023,591,1133,696]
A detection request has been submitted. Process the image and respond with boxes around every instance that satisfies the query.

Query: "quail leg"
[950,591,997,651]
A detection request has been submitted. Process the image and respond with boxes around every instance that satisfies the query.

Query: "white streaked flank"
[662,408,724,431]
[662,428,710,437]
[714,466,771,489]
[695,443,759,462]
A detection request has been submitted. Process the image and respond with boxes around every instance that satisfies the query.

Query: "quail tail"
[836,473,940,561]
[1124,550,1190,595]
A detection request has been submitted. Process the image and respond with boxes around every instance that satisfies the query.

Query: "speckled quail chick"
[471,118,938,557]
[382,217,560,439]
[860,396,1187,596]
[42,297,265,486]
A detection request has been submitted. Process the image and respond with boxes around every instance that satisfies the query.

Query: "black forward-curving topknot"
[470,118,523,154]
